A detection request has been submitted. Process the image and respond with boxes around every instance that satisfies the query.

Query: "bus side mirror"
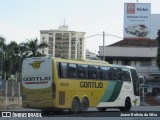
[138,76,145,86]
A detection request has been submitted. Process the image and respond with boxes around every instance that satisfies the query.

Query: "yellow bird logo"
[29,61,44,69]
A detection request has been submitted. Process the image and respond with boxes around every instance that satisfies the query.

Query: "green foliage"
[22,38,48,57]
[156,30,160,69]
[0,36,48,79]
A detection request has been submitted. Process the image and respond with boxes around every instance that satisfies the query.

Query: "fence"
[0,80,22,110]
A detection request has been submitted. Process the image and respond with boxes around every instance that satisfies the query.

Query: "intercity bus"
[22,57,140,112]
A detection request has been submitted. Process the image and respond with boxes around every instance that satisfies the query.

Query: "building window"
[71,55,75,58]
[63,33,69,40]
[71,42,75,45]
[49,33,53,35]
[49,50,53,54]
[140,60,150,67]
[55,33,63,40]
[71,46,75,50]
[71,51,75,54]
[108,60,113,64]
[71,38,76,41]
[122,60,131,66]
[63,42,69,45]
[135,60,137,66]
[49,37,53,41]
[116,60,118,64]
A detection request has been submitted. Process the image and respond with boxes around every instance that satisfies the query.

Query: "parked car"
[125,24,149,37]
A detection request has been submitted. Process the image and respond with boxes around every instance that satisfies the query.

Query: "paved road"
[1,106,160,120]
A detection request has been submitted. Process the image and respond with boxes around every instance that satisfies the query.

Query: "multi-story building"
[40,25,86,59]
[85,49,98,60]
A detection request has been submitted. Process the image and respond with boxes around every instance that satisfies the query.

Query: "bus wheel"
[71,98,80,113]
[120,98,131,112]
[97,107,107,112]
[81,97,89,112]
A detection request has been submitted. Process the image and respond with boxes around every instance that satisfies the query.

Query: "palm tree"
[0,37,48,79]
[21,38,48,57]
[4,41,21,77]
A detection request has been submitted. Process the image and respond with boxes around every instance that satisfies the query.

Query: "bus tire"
[97,107,107,112]
[81,97,89,112]
[71,98,80,113]
[119,98,131,112]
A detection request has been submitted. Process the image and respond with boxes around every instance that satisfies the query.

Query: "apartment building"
[40,25,86,59]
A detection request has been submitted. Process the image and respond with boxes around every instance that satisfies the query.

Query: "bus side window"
[77,64,88,79]
[61,62,68,78]
[111,68,118,80]
[68,63,77,78]
[99,66,110,80]
[56,62,61,78]
[117,68,122,80]
[121,68,131,81]
[88,66,99,79]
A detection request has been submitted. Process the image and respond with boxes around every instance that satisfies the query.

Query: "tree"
[0,36,6,47]
[156,30,160,69]
[0,36,6,78]
[0,36,48,79]
[22,38,48,57]
[4,41,21,77]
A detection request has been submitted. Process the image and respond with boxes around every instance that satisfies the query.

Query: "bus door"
[130,69,139,96]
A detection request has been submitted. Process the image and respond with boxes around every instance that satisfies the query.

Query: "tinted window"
[61,63,68,78]
[110,67,131,81]
[111,68,119,80]
[88,66,99,79]
[68,64,77,78]
[99,66,111,80]
[139,25,147,28]
[56,62,61,77]
[121,68,131,81]
[77,64,88,79]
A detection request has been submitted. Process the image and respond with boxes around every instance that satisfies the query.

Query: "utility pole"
[103,31,105,61]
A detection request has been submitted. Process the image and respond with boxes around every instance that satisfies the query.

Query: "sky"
[0,0,160,53]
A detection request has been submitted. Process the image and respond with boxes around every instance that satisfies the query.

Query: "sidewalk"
[0,97,22,110]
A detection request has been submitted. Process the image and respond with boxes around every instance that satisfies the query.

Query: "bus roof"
[23,57,136,69]
[53,57,110,66]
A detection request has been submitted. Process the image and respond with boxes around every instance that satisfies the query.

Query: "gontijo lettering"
[23,76,51,84]
[80,82,103,88]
